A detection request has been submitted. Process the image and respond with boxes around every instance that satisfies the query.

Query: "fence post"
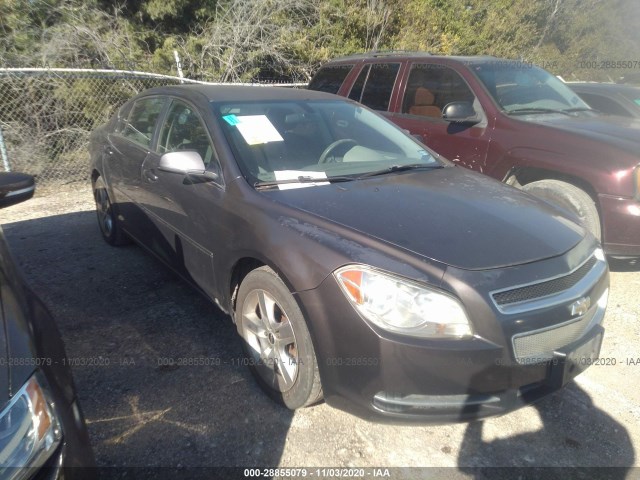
[0,126,9,172]
[173,50,184,84]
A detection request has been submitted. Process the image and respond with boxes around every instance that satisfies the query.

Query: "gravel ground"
[1,183,639,478]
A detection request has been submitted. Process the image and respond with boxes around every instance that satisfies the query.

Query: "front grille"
[512,314,592,364]
[493,256,597,306]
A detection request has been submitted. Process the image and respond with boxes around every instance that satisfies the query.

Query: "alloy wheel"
[240,289,299,392]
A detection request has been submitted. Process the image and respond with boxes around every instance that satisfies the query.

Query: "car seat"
[409,87,442,118]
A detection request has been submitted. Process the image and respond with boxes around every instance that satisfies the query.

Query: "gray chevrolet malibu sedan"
[89,85,609,423]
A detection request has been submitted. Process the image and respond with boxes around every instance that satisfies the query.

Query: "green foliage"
[0,0,639,81]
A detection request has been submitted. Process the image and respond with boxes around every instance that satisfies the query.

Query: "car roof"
[138,84,339,102]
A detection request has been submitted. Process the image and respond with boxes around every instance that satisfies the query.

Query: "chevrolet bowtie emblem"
[570,297,591,317]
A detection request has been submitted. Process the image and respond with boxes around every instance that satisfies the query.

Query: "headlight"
[0,373,61,476]
[334,265,473,338]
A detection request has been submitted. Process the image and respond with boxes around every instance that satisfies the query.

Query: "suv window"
[308,65,354,94]
[402,64,475,118]
[121,97,165,148]
[348,63,400,111]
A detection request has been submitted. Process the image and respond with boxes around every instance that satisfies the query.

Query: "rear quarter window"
[308,64,354,94]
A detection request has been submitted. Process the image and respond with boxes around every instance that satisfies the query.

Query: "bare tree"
[178,0,317,82]
[364,0,392,51]
[535,0,563,50]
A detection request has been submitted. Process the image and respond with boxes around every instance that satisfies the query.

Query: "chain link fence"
[0,69,304,186]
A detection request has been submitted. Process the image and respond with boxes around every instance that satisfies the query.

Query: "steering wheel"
[318,139,358,164]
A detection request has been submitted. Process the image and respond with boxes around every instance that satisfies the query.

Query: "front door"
[391,62,491,172]
[139,99,224,300]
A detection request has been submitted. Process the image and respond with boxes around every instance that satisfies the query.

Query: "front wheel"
[235,266,323,409]
[522,179,601,241]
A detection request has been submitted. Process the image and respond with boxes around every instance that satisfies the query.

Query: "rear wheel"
[235,266,322,409]
[93,176,130,246]
[522,179,601,241]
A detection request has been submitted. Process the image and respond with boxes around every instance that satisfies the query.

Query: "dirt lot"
[1,183,639,478]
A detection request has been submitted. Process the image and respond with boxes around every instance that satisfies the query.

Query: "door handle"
[144,169,158,182]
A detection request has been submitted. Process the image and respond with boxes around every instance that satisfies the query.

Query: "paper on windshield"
[232,115,284,145]
[274,170,329,190]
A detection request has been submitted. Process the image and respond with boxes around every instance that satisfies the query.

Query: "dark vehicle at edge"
[89,85,609,423]
[0,173,95,478]
[308,52,640,259]
[568,82,640,119]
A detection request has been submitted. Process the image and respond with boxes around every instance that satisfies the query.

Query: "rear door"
[391,62,491,171]
[106,96,166,240]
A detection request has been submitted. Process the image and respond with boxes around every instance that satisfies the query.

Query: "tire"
[235,266,323,409]
[522,179,601,241]
[93,176,130,246]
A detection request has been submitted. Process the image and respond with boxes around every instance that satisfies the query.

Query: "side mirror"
[158,151,218,181]
[0,172,35,208]
[442,101,481,124]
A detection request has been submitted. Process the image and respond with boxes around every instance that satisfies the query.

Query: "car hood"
[264,166,586,270]
[528,113,640,156]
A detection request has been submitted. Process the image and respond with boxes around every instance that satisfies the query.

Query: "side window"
[121,97,165,148]
[402,64,476,118]
[113,103,132,133]
[158,100,221,175]
[576,93,632,118]
[348,63,400,111]
[308,65,354,94]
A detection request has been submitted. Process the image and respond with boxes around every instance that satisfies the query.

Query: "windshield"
[472,63,591,113]
[212,100,441,185]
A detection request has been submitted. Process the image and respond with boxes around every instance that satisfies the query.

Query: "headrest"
[414,87,435,106]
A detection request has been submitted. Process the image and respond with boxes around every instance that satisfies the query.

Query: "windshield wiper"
[506,107,573,116]
[254,175,352,190]
[563,107,598,113]
[355,163,444,179]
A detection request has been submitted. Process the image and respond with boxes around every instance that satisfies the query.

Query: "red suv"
[309,52,640,258]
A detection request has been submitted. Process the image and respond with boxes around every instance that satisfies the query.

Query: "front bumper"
[296,243,609,423]
[599,194,640,257]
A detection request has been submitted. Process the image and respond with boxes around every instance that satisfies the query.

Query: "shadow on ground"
[3,210,293,476]
[457,377,635,478]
